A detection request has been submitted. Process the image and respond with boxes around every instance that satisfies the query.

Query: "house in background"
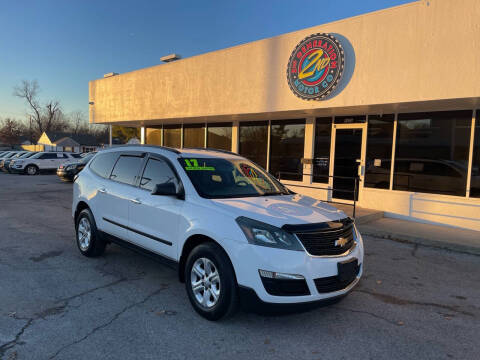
[28,131,105,152]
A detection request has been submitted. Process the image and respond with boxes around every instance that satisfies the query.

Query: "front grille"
[283,218,355,256]
[314,264,360,293]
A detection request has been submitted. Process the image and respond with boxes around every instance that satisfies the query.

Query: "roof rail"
[104,144,181,154]
[182,147,240,156]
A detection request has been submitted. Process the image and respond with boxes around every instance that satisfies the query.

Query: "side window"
[40,153,57,159]
[110,155,144,185]
[140,158,177,191]
[89,152,119,179]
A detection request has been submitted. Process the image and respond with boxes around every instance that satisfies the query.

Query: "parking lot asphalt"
[0,173,479,360]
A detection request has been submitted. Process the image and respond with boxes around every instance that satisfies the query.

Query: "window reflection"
[111,126,140,145]
[269,120,305,181]
[365,114,394,189]
[313,117,332,183]
[239,121,268,168]
[163,125,182,148]
[207,123,232,151]
[183,124,205,148]
[393,111,472,196]
[146,127,162,146]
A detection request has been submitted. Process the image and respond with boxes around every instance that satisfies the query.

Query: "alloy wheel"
[190,257,221,308]
[77,217,92,251]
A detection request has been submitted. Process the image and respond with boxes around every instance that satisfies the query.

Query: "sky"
[0,0,413,120]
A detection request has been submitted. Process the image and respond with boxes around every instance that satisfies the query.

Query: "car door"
[127,154,184,260]
[37,153,58,169]
[98,152,146,241]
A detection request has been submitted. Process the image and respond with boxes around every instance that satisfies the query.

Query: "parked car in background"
[6,151,38,173]
[0,151,27,171]
[57,152,97,181]
[73,146,364,320]
[10,152,79,175]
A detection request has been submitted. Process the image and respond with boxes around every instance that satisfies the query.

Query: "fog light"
[258,269,304,280]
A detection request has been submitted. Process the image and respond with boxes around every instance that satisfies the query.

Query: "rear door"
[127,154,184,260]
[37,153,58,169]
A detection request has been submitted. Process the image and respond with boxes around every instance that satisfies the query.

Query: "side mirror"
[151,182,184,199]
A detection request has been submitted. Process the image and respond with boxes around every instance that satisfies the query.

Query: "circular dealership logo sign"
[287,33,345,100]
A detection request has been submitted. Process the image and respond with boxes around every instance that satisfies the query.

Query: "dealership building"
[89,0,480,232]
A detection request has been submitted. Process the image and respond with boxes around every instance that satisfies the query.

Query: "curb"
[358,228,480,256]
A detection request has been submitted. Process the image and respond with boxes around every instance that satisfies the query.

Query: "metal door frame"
[329,122,367,204]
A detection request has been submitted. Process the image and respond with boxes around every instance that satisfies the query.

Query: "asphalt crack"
[355,289,475,317]
[333,306,400,326]
[0,278,129,357]
[48,285,169,359]
[0,319,33,358]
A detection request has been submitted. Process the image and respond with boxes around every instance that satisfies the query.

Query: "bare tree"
[13,80,43,133]
[69,110,87,134]
[13,80,64,137]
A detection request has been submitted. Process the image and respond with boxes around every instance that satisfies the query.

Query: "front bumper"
[9,165,25,173]
[232,228,364,304]
[56,169,74,180]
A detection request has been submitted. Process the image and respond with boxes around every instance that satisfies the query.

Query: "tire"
[25,165,38,175]
[184,242,238,321]
[75,208,106,257]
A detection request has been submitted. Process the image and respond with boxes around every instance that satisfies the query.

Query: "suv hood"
[211,194,347,227]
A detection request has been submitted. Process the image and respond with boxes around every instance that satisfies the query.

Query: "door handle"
[130,198,142,204]
[98,187,107,194]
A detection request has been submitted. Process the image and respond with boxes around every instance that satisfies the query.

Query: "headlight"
[236,216,303,251]
[65,164,77,171]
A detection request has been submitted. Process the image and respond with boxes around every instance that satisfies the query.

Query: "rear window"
[109,155,144,185]
[89,152,119,179]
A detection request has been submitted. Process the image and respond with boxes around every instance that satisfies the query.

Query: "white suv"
[11,151,79,175]
[73,146,364,320]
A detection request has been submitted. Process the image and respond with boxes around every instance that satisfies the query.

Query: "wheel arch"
[74,201,91,224]
[178,234,237,284]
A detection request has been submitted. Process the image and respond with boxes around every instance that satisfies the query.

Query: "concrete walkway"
[358,217,480,256]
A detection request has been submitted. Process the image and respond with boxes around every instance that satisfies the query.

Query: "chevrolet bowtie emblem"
[335,237,348,247]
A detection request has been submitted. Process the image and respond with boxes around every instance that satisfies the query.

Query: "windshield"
[80,152,96,164]
[178,157,290,199]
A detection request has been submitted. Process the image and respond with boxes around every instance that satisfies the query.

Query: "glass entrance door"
[331,124,366,200]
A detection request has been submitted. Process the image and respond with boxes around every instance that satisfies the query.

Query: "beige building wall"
[89,0,480,125]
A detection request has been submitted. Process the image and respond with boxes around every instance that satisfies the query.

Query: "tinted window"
[71,154,82,158]
[269,120,305,181]
[146,126,162,145]
[183,124,205,148]
[313,117,332,183]
[471,111,480,197]
[365,114,394,189]
[239,121,268,168]
[163,126,181,148]
[140,158,178,191]
[112,126,140,145]
[393,111,472,196]
[89,152,119,179]
[40,153,58,159]
[110,155,144,185]
[207,123,232,151]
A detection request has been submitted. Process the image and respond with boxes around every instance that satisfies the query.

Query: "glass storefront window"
[146,127,162,146]
[163,125,182,148]
[207,123,232,151]
[269,120,305,181]
[364,114,394,189]
[183,124,205,148]
[239,121,268,169]
[393,110,472,197]
[471,111,480,197]
[111,126,140,145]
[313,117,332,183]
